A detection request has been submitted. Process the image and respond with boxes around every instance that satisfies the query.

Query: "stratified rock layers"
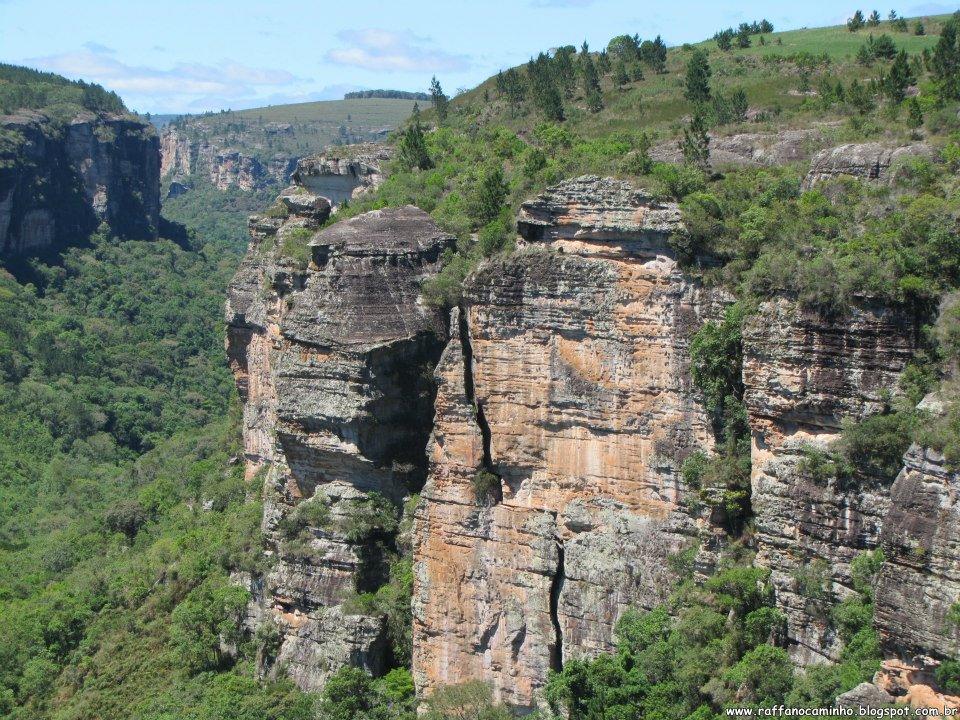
[412,176,722,708]
[743,300,917,663]
[226,193,452,690]
[876,440,960,659]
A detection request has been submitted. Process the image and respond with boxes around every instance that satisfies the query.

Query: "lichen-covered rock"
[875,440,960,659]
[413,176,726,709]
[802,142,935,189]
[226,175,453,690]
[743,300,917,663]
[1,109,159,259]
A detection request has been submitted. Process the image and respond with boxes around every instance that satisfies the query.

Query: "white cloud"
[24,46,305,112]
[326,29,471,72]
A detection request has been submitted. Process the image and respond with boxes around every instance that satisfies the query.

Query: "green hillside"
[167,98,418,164]
[218,97,419,125]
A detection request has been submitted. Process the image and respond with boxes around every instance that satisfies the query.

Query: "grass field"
[216,97,419,126]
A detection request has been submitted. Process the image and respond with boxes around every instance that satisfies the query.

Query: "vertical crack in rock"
[549,538,565,672]
[457,305,501,500]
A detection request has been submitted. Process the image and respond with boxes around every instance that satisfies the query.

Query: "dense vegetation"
[0,63,126,118]
[544,549,884,719]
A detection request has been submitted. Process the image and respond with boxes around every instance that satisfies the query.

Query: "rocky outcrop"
[1,109,160,259]
[160,124,297,191]
[743,300,918,663]
[802,142,935,189]
[412,176,726,709]
[226,170,453,689]
[292,145,390,206]
[875,432,960,660]
[650,127,830,167]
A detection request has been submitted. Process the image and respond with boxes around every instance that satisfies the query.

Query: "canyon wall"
[227,169,957,708]
[1,109,160,259]
[225,176,453,689]
[412,176,727,709]
[743,301,918,663]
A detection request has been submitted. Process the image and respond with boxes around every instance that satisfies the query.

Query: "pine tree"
[759,19,774,33]
[736,25,752,48]
[684,50,712,104]
[914,20,925,35]
[528,53,565,121]
[396,104,432,171]
[885,49,914,103]
[848,10,866,31]
[581,43,604,112]
[715,29,734,51]
[679,110,710,172]
[868,10,882,26]
[553,46,578,98]
[906,97,924,128]
[613,62,629,88]
[932,15,960,100]
[429,77,448,122]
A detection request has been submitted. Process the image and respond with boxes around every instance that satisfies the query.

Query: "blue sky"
[1,0,957,114]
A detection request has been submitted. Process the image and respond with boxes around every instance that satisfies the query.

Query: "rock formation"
[876,421,960,660]
[1,109,160,259]
[225,171,453,689]
[226,169,960,708]
[412,176,726,709]
[650,127,831,167]
[802,142,935,189]
[743,300,917,663]
[292,145,391,206]
[160,125,297,191]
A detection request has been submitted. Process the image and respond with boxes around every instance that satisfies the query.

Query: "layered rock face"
[876,432,960,659]
[412,176,724,709]
[650,127,831,167]
[1,109,160,259]
[742,300,917,663]
[226,175,453,689]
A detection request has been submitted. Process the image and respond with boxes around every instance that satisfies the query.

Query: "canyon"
[226,157,960,709]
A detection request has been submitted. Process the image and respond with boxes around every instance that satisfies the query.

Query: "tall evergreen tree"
[528,53,565,121]
[429,76,449,122]
[848,10,866,31]
[553,45,578,98]
[580,42,604,113]
[396,104,432,171]
[885,49,915,103]
[680,109,711,172]
[684,49,712,104]
[932,14,960,101]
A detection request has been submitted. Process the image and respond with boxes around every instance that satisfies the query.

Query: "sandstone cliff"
[743,300,918,663]
[160,125,297,191]
[226,175,453,689]
[412,176,727,708]
[0,109,160,259]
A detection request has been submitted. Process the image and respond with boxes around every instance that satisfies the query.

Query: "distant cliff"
[0,108,160,260]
